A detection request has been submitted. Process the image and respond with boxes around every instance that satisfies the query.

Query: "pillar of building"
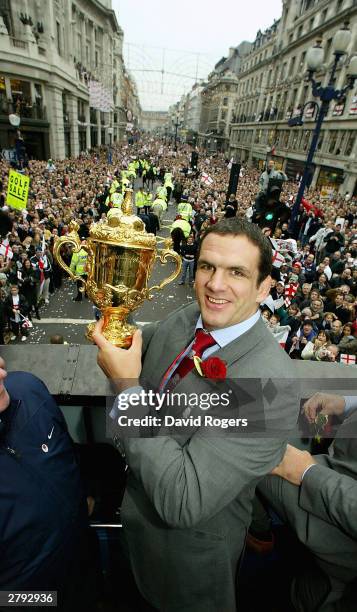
[310,164,321,189]
[96,109,101,146]
[47,86,65,159]
[85,104,91,150]
[67,94,79,157]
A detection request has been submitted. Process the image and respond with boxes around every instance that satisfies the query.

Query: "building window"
[324,38,333,63]
[317,130,325,150]
[321,8,328,23]
[95,50,98,68]
[297,25,303,39]
[282,130,289,148]
[56,21,61,55]
[345,132,356,156]
[336,0,344,12]
[302,130,311,151]
[328,130,338,154]
[0,76,7,113]
[62,93,69,123]
[290,56,296,75]
[309,17,314,31]
[222,97,228,106]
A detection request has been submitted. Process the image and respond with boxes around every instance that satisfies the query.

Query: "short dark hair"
[197,217,272,285]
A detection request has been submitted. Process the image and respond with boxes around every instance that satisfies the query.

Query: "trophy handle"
[148,249,182,294]
[52,222,90,288]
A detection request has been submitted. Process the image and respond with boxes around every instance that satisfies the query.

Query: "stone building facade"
[140,111,168,134]
[197,43,251,152]
[230,0,357,194]
[0,0,136,159]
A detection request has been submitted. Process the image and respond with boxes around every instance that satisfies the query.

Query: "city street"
[25,205,196,344]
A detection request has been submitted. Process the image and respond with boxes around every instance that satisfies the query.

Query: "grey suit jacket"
[259,409,357,587]
[120,303,299,612]
[300,409,357,540]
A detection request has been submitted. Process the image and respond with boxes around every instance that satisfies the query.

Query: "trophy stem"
[87,306,137,348]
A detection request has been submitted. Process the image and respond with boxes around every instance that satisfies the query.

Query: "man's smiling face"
[195,233,271,331]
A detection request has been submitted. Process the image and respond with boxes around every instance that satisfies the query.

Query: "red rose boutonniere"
[193,356,227,380]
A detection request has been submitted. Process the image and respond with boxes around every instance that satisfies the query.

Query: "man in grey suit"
[93,218,299,611]
[259,392,357,611]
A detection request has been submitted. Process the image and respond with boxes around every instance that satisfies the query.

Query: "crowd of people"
[1,137,357,611]
[0,138,356,365]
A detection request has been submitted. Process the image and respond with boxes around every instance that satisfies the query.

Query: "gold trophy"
[53,189,181,347]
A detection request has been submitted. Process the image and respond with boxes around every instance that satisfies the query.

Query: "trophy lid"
[89,189,157,250]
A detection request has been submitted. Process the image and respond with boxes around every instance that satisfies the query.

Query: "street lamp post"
[289,23,357,233]
[174,115,180,151]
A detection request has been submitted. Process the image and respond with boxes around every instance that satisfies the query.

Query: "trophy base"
[87,307,137,348]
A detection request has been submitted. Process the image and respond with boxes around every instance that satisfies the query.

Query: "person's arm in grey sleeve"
[344,396,357,415]
[299,465,357,539]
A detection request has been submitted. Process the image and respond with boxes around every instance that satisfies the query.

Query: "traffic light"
[190,151,199,169]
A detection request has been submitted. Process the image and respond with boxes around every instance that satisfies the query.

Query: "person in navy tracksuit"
[0,358,88,610]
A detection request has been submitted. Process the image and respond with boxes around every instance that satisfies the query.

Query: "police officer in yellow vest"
[109,178,120,194]
[151,197,167,227]
[177,198,192,222]
[164,172,173,202]
[111,188,124,209]
[70,244,88,302]
[143,190,153,214]
[170,216,191,254]
[135,188,146,214]
[156,185,167,201]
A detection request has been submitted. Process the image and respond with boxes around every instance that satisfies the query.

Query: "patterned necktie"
[160,329,216,393]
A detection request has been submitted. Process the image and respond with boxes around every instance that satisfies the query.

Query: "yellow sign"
[6,169,30,210]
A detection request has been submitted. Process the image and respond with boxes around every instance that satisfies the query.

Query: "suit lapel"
[142,303,200,388]
[173,317,265,392]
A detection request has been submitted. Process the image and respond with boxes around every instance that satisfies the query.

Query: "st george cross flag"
[272,249,285,268]
[284,282,298,307]
[269,236,285,268]
[340,354,356,365]
[201,172,213,186]
[0,241,13,260]
[272,326,290,349]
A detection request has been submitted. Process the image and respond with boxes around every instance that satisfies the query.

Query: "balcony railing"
[10,37,29,50]
[0,99,47,120]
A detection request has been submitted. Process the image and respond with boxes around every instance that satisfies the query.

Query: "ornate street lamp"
[289,23,357,233]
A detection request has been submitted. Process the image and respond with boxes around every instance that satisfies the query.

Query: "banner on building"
[332,101,345,116]
[349,94,357,115]
[304,103,315,119]
[88,80,114,113]
[6,169,29,210]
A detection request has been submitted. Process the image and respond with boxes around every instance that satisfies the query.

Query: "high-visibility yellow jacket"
[70,248,87,276]
[152,197,167,212]
[156,186,167,200]
[111,192,123,208]
[109,179,120,194]
[144,192,153,207]
[135,191,146,208]
[171,218,191,238]
[164,172,173,188]
[177,202,192,221]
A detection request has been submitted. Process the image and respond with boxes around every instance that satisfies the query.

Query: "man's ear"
[257,275,273,303]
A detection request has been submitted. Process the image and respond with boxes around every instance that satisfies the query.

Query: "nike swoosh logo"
[48,426,54,440]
